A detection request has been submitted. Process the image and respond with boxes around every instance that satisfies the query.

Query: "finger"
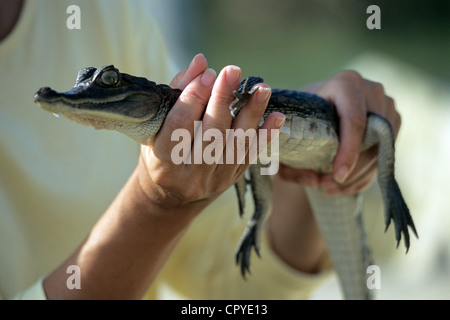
[226,111,288,183]
[321,168,377,195]
[332,91,367,184]
[229,83,273,163]
[340,165,377,195]
[321,147,378,195]
[368,94,401,140]
[335,161,377,196]
[321,167,376,195]
[202,65,242,133]
[153,68,216,161]
[385,96,401,139]
[170,53,209,90]
[364,81,401,139]
[258,111,286,149]
[232,83,272,131]
[277,165,320,188]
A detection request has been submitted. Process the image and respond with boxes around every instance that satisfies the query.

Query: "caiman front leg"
[235,164,272,278]
[234,175,247,217]
[229,76,264,118]
[230,76,270,277]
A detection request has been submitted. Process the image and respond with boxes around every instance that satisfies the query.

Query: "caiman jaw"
[34,87,153,130]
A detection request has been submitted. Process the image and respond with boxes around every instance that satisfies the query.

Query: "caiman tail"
[305,188,371,299]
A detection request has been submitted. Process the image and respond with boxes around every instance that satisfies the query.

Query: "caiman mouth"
[34,87,154,128]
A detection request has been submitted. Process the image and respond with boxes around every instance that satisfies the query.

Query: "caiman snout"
[34,87,59,102]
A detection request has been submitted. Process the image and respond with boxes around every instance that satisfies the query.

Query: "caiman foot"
[385,179,418,252]
[235,219,260,278]
[230,76,264,118]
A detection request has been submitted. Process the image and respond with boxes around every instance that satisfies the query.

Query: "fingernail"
[226,66,241,85]
[334,165,349,183]
[190,53,204,67]
[258,87,272,103]
[201,68,216,87]
[274,114,285,128]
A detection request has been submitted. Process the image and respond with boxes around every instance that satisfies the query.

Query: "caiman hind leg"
[364,113,418,250]
[235,164,272,278]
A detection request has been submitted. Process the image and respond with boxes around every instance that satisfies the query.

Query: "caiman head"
[34,65,180,145]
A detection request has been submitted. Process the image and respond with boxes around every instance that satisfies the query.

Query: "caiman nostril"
[34,87,58,101]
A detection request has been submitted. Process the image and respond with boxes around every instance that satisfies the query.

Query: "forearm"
[267,175,327,274]
[43,161,201,300]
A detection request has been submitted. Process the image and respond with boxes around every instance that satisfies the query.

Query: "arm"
[267,71,401,273]
[43,54,284,299]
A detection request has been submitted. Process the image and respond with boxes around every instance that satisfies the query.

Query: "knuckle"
[211,90,235,107]
[392,109,402,136]
[227,129,258,163]
[167,111,191,131]
[383,95,401,132]
[386,95,395,108]
[181,85,210,106]
[372,81,385,96]
[245,99,267,120]
[205,123,227,139]
[239,100,259,117]
[396,111,402,128]
[337,70,364,86]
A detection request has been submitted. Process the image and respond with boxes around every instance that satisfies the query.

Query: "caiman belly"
[277,115,339,173]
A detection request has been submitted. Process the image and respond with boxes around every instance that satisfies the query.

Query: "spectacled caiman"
[34,65,417,300]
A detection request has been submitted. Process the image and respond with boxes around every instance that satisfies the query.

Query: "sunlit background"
[152,0,450,299]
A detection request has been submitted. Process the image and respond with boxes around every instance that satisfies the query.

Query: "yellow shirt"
[0,0,331,300]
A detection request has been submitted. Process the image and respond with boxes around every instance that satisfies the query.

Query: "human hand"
[137,54,285,212]
[277,71,401,195]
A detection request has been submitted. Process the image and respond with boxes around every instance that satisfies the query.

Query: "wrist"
[133,156,210,221]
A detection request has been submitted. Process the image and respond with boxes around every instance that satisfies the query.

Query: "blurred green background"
[168,0,449,88]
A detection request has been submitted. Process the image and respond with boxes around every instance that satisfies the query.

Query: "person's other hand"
[277,71,401,195]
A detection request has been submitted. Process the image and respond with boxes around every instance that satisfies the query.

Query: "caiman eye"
[100,69,119,86]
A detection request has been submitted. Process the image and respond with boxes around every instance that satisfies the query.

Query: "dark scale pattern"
[267,89,339,128]
[239,77,340,133]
